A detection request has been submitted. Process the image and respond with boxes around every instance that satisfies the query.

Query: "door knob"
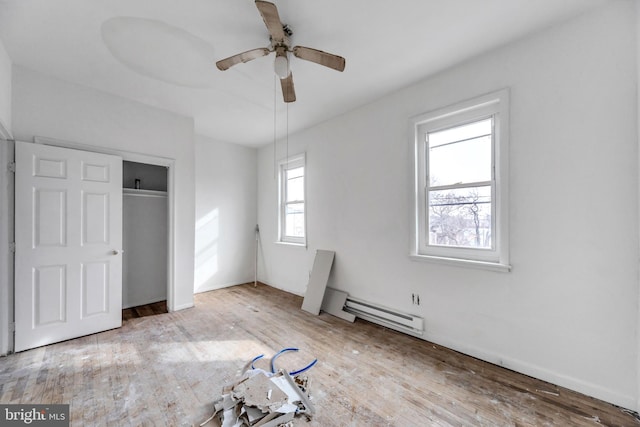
[111,249,124,255]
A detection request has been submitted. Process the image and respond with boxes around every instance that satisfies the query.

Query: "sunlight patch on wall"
[194,208,219,291]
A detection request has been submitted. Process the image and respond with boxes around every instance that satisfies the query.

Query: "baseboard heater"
[344,297,424,336]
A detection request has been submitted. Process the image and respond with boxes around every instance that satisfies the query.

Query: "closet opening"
[122,160,169,318]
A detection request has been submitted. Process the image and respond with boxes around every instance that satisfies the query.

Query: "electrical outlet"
[411,293,421,305]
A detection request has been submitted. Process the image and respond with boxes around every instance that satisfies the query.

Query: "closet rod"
[123,189,167,199]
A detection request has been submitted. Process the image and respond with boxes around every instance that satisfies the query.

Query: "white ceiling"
[0,0,608,147]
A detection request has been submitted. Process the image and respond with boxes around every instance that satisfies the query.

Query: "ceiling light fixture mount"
[273,52,290,79]
[272,25,292,79]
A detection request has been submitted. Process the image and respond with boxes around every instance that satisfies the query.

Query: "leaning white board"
[301,250,335,315]
[321,287,355,322]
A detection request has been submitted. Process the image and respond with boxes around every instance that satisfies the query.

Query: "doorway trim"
[0,122,14,355]
[33,136,177,313]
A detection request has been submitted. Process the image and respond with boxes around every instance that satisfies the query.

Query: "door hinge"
[9,242,15,253]
[9,322,14,333]
[7,161,15,173]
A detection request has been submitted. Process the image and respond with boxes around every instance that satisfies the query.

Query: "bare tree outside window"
[428,186,491,249]
[426,118,493,250]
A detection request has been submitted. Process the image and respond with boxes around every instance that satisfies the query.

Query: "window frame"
[278,153,306,246]
[410,89,510,272]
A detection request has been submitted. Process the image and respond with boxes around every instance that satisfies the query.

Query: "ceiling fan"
[215,0,346,103]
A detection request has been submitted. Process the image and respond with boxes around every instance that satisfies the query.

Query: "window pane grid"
[286,166,303,179]
[429,132,492,150]
[284,203,305,238]
[425,117,495,251]
[428,180,492,192]
[428,118,492,148]
[286,178,304,202]
[279,156,306,244]
[427,185,493,250]
[412,89,508,268]
[428,118,493,188]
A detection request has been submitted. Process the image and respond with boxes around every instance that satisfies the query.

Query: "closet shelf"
[123,188,168,198]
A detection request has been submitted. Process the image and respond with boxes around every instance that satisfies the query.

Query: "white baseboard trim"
[172,302,194,311]
[194,278,256,294]
[251,281,637,410]
[123,297,167,310]
[424,331,636,411]
[256,279,305,297]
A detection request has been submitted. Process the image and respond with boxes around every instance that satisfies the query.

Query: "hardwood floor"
[1,283,639,426]
[122,300,168,321]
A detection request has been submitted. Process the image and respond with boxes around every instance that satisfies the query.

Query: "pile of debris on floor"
[201,348,316,427]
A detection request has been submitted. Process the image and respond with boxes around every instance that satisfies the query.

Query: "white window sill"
[275,241,307,248]
[410,254,511,273]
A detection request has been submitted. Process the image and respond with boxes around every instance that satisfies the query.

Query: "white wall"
[0,38,11,136]
[195,135,257,292]
[123,192,167,308]
[0,140,14,356]
[258,1,638,409]
[636,1,640,412]
[11,65,196,311]
[0,38,12,356]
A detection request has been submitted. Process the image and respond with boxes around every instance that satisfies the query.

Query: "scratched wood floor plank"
[0,282,639,426]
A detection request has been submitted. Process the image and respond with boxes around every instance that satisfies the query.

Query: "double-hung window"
[411,89,510,271]
[278,154,306,245]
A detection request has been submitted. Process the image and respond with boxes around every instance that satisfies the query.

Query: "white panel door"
[14,141,123,352]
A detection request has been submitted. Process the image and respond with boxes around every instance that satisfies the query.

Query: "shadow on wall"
[194,208,219,292]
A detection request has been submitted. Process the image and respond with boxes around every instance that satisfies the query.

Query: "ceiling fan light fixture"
[274,54,290,79]
[215,0,345,102]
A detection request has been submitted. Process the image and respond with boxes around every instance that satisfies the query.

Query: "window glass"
[286,167,304,202]
[279,155,306,245]
[285,203,305,238]
[411,89,509,270]
[428,186,492,249]
[428,118,492,187]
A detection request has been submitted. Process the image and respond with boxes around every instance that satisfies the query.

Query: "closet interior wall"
[122,161,168,309]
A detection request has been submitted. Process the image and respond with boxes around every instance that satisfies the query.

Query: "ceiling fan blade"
[280,73,296,103]
[292,46,345,72]
[255,0,286,43]
[216,47,271,71]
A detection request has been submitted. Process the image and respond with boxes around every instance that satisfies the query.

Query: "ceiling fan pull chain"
[273,73,277,179]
